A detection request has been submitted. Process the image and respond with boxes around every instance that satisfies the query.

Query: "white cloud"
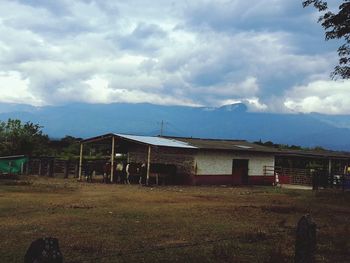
[245,97,268,111]
[284,80,350,114]
[0,0,345,114]
[55,75,200,106]
[0,71,42,105]
[192,77,259,97]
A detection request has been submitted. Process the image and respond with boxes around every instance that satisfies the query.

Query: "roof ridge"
[162,135,246,142]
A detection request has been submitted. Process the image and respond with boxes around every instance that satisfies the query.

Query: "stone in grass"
[24,237,63,263]
[294,214,316,263]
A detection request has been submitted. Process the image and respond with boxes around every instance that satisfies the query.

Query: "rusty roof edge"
[161,135,247,142]
[163,136,276,152]
[195,147,277,155]
[275,149,350,159]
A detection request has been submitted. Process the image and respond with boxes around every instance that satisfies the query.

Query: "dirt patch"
[49,202,95,210]
[0,180,32,186]
[231,230,269,244]
[157,239,189,247]
[1,176,350,263]
[262,205,307,214]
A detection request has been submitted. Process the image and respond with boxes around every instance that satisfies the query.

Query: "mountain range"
[0,102,350,151]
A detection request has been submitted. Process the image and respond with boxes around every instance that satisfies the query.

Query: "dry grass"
[0,176,349,262]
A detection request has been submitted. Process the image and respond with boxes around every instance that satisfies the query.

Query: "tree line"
[0,119,81,158]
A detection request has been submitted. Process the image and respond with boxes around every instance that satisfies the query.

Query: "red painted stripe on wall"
[192,175,275,186]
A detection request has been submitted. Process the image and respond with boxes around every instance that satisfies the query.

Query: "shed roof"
[163,136,275,153]
[113,134,197,149]
[80,133,350,159]
[81,133,273,152]
[80,133,197,149]
[274,148,350,159]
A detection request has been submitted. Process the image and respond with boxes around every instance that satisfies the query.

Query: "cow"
[116,162,125,184]
[102,162,111,183]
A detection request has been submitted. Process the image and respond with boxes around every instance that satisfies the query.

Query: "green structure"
[0,155,28,174]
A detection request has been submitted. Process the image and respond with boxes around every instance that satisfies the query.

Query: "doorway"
[232,159,249,184]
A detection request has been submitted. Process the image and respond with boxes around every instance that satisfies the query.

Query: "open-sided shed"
[79,134,277,185]
[274,148,350,186]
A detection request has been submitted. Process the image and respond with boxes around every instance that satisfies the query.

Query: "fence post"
[294,214,316,263]
[74,162,79,178]
[25,159,30,175]
[64,160,69,178]
[38,160,42,176]
[312,170,318,191]
[51,159,55,177]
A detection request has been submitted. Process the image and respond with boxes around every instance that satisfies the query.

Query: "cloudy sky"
[0,0,349,114]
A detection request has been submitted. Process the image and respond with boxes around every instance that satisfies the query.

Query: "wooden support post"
[38,160,42,176]
[51,159,55,177]
[146,145,151,186]
[25,160,29,175]
[110,136,115,183]
[47,161,50,177]
[78,143,83,181]
[53,159,55,177]
[343,164,348,192]
[328,159,333,188]
[64,160,69,178]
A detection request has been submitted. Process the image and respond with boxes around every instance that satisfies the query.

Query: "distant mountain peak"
[219,103,248,112]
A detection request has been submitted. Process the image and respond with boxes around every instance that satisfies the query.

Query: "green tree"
[303,0,350,79]
[0,119,50,156]
[50,135,82,159]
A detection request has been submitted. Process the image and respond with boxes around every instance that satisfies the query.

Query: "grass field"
[0,176,349,263]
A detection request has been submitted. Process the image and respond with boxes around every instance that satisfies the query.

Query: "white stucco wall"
[194,151,275,176]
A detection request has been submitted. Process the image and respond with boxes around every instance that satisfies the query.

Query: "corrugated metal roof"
[275,148,350,159]
[163,136,275,153]
[113,134,198,149]
[163,137,350,158]
[81,133,350,159]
